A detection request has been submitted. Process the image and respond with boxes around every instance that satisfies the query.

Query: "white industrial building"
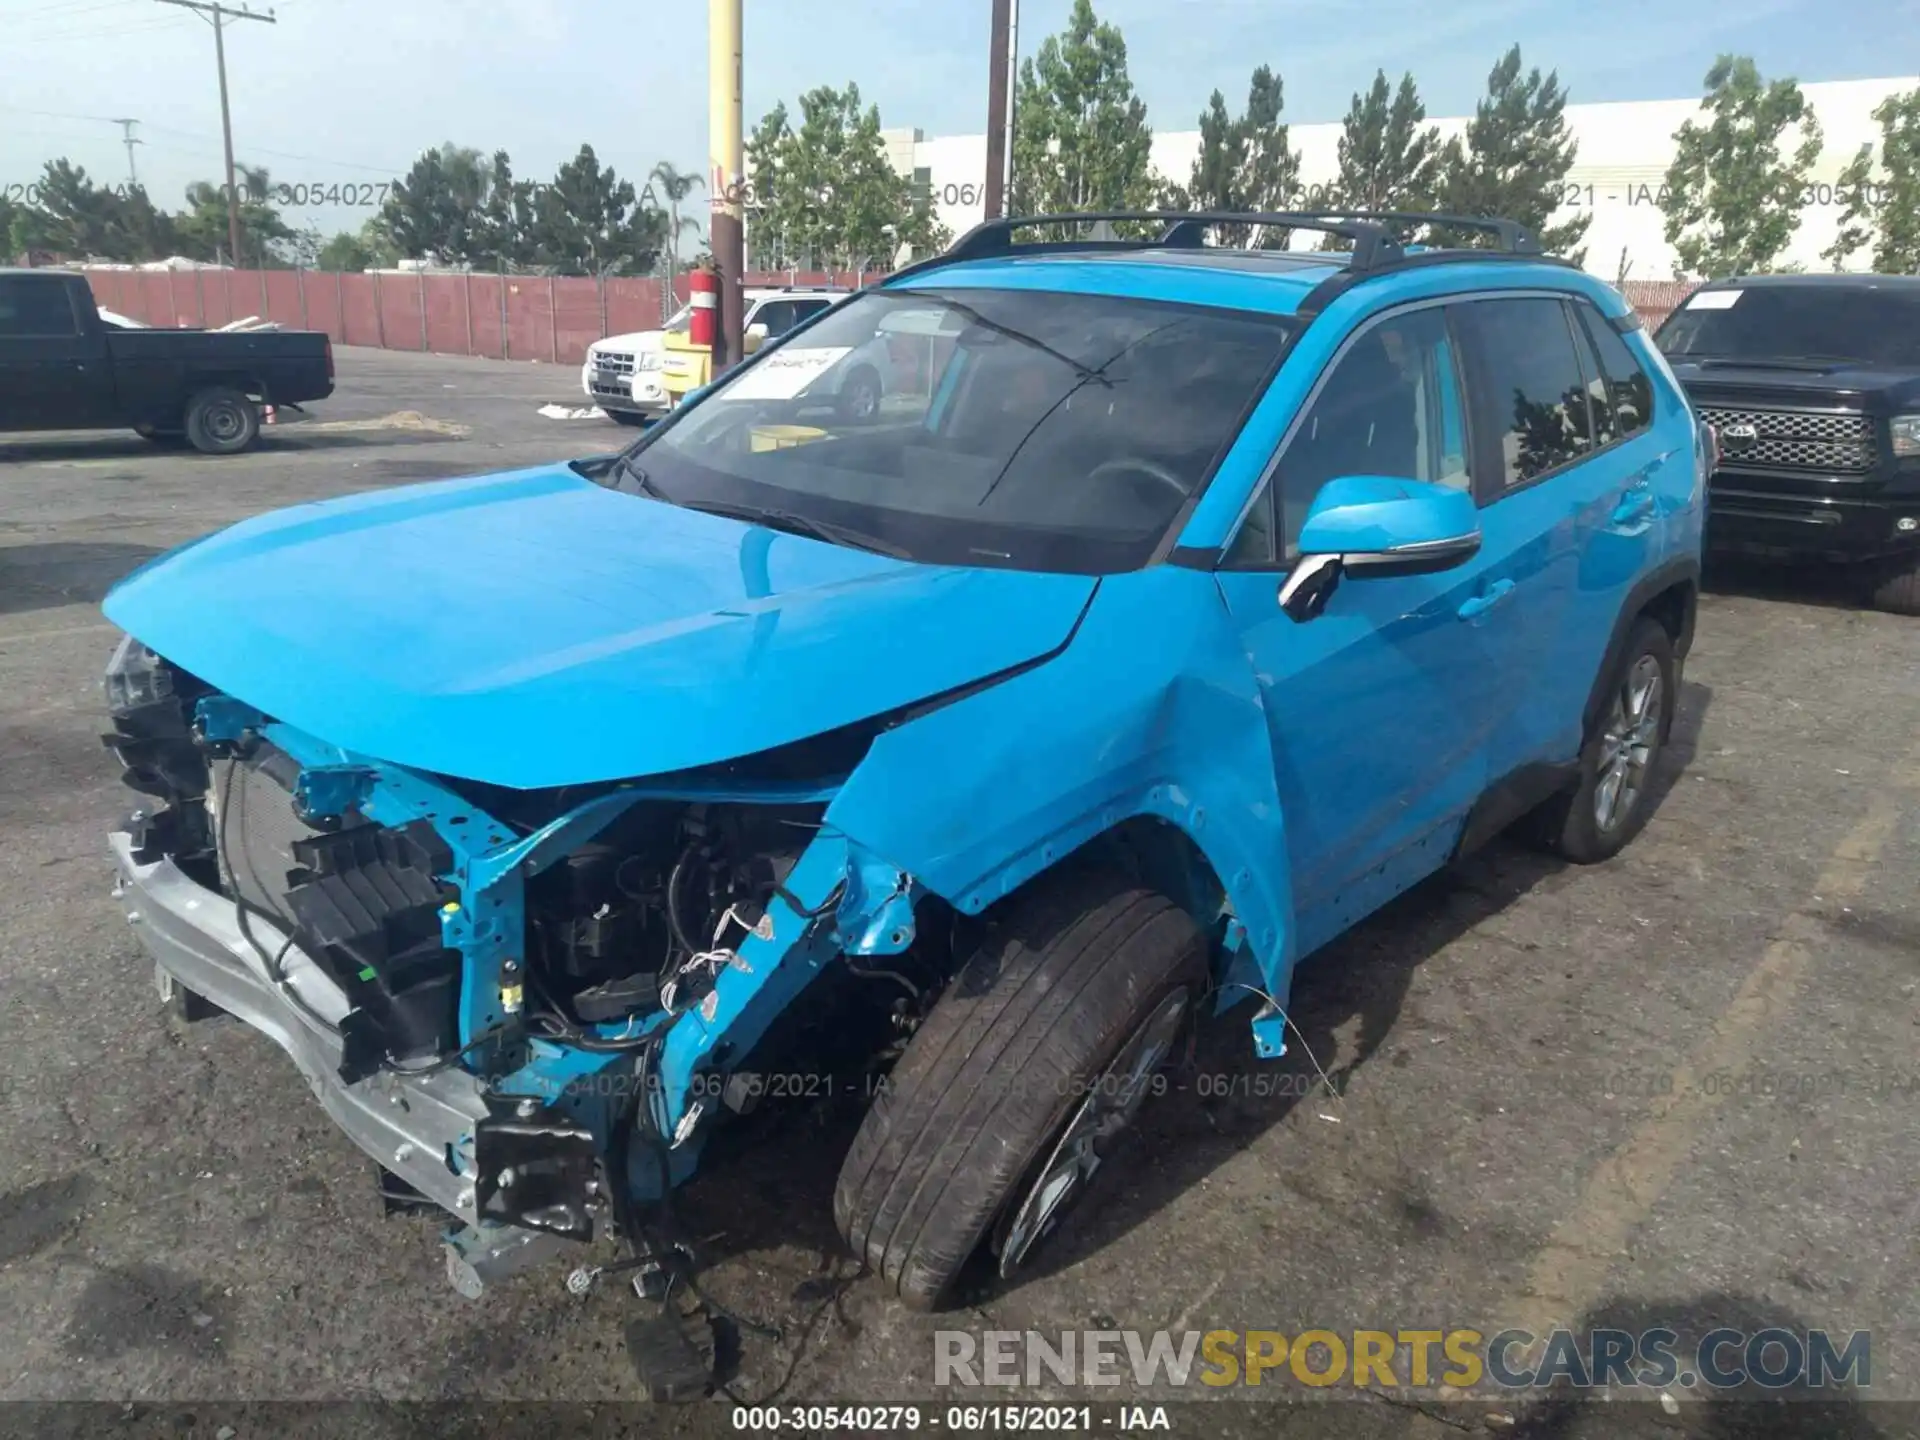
[879,76,1918,281]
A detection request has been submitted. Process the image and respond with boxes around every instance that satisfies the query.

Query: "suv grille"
[593,351,635,375]
[1696,406,1877,475]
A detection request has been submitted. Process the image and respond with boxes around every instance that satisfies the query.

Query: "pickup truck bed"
[0,267,334,454]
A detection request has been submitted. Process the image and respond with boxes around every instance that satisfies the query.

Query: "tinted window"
[1269,307,1470,556]
[631,286,1293,573]
[1577,306,1654,440]
[792,298,833,325]
[1656,285,1920,368]
[1460,297,1592,488]
[0,277,80,337]
[751,300,797,335]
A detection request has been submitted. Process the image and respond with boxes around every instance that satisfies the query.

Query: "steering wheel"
[1086,456,1189,505]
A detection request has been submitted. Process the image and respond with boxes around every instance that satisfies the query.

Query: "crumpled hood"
[104,464,1095,789]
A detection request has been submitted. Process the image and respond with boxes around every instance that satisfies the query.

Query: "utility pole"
[708,0,744,372]
[109,118,143,186]
[984,0,1011,220]
[155,0,276,266]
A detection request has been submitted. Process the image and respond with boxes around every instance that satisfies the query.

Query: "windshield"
[1656,285,1920,368]
[620,286,1292,572]
[663,302,692,333]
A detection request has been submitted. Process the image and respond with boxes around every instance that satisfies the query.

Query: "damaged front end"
[104,633,930,1293]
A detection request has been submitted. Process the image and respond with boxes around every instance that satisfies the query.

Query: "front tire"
[834,867,1205,1310]
[1537,616,1676,863]
[838,366,882,422]
[184,386,261,455]
[1870,553,1920,616]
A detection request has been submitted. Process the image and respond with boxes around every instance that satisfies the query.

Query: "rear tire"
[184,386,261,455]
[834,866,1205,1310]
[1869,553,1920,616]
[1534,617,1676,864]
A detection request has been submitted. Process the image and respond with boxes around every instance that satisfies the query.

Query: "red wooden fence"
[80,267,879,367]
[80,268,1697,366]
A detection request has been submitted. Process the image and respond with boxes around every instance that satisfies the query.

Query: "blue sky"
[1,0,1907,244]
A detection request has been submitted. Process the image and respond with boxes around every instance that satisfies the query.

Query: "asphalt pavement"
[1,347,1915,1437]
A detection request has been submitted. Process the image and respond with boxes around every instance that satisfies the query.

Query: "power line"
[9,14,189,42]
[152,0,276,264]
[0,105,406,187]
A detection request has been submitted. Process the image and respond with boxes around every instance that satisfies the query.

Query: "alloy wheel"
[1594,654,1663,834]
[993,985,1190,1276]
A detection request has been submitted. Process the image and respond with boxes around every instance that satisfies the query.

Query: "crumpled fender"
[823,564,1298,1042]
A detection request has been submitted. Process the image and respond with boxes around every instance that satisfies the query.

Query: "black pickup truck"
[1654,273,1920,614]
[0,267,334,455]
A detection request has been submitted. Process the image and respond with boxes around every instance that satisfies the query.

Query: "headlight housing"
[637,351,662,372]
[104,632,173,715]
[1892,413,1920,459]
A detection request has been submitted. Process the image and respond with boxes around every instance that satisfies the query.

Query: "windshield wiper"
[681,499,911,558]
[934,296,1113,388]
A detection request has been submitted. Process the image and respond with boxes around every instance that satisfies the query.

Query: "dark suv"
[1655,274,1920,613]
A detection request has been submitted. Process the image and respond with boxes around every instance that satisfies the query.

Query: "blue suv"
[101,211,1705,1325]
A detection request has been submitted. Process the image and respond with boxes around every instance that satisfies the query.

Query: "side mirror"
[743,322,770,355]
[1279,475,1482,622]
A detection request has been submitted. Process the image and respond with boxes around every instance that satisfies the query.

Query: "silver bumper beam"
[108,828,491,1224]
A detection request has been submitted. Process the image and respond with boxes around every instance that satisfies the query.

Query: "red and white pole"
[688,266,718,354]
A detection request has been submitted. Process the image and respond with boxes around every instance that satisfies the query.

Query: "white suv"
[584,288,844,424]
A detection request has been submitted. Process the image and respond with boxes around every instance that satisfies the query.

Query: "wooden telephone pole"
[155,0,276,265]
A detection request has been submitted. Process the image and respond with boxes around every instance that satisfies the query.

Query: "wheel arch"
[1583,556,1698,737]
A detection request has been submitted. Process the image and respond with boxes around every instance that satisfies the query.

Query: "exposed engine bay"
[102,636,948,1294]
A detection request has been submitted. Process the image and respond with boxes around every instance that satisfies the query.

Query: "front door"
[1213,302,1507,957]
[0,276,113,431]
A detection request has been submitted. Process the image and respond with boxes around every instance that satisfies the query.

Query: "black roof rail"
[882,209,1565,312]
[917,210,1407,274]
[1295,210,1542,254]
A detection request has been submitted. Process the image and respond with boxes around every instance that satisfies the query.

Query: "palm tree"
[647,160,704,294]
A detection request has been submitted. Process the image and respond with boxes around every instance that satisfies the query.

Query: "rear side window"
[1457,297,1593,490]
[0,277,80,337]
[1575,305,1654,441]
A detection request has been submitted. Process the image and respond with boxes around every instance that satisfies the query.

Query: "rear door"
[1450,294,1668,769]
[0,274,115,430]
[1213,301,1506,956]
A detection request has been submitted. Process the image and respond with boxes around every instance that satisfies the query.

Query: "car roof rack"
[887,209,1555,307]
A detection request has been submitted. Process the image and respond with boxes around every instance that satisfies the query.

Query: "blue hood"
[104,464,1096,789]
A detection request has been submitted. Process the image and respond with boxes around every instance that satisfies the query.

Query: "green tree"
[1437,45,1588,260]
[1661,56,1823,278]
[174,164,293,264]
[1823,86,1920,273]
[6,160,179,261]
[1326,70,1443,234]
[316,219,397,271]
[1163,65,1300,247]
[525,143,663,275]
[1009,0,1158,225]
[746,84,945,269]
[470,150,539,270]
[378,143,497,265]
[646,160,703,286]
